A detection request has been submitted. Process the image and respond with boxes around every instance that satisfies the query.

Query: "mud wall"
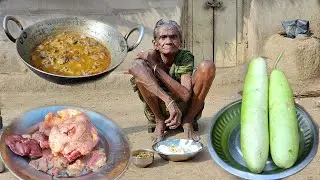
[244,0,320,81]
[247,0,320,58]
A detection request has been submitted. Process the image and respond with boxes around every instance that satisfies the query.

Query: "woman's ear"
[152,40,159,50]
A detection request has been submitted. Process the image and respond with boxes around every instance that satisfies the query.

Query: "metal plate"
[207,99,319,180]
[0,106,131,180]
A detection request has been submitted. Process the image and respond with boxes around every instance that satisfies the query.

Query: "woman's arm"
[129,58,182,129]
[153,66,192,102]
[139,50,193,102]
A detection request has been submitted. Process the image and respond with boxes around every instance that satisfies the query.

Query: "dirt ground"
[0,75,319,180]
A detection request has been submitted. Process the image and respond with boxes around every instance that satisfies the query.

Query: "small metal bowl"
[152,139,204,162]
[208,99,319,180]
[131,149,154,168]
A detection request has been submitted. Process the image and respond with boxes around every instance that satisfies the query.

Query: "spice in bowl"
[131,149,154,168]
[134,151,154,158]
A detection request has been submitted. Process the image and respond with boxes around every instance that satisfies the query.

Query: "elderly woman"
[129,19,215,142]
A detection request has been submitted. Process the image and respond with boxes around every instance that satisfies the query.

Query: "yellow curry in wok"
[31,31,111,76]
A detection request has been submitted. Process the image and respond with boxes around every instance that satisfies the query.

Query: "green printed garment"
[130,49,203,123]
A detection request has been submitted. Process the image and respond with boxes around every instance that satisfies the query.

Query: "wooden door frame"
[181,0,248,67]
[180,0,214,67]
[181,0,192,51]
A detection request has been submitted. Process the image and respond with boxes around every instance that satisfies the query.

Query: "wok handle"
[3,15,24,43]
[124,26,145,52]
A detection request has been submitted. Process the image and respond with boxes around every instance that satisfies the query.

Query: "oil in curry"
[31,31,111,76]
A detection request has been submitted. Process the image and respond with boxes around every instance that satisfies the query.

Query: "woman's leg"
[182,60,216,139]
[136,82,166,138]
[129,60,167,140]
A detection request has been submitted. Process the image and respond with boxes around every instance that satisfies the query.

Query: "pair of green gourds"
[240,50,299,173]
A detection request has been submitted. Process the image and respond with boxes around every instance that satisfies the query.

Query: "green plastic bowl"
[207,99,319,180]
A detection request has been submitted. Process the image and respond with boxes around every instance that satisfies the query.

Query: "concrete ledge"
[1,62,319,93]
[0,49,29,73]
[0,71,133,93]
[0,64,248,93]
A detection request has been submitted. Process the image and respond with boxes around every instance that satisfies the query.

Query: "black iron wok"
[3,15,144,84]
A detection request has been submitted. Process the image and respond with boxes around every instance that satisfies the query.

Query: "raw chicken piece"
[86,149,107,171]
[29,157,50,172]
[49,167,69,177]
[29,149,54,172]
[22,134,32,139]
[57,109,82,119]
[48,155,69,177]
[29,149,68,175]
[49,113,99,162]
[53,155,69,169]
[39,109,82,136]
[50,167,61,176]
[66,159,85,177]
[39,112,63,136]
[31,131,49,149]
[21,131,49,149]
[5,134,42,158]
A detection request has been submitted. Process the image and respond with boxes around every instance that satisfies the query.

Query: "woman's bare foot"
[154,120,165,136]
[182,123,200,141]
[151,118,166,143]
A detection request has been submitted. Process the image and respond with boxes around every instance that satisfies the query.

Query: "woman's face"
[153,25,181,55]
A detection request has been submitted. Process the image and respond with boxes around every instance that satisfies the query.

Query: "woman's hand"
[164,100,182,129]
[135,50,159,66]
[136,50,150,60]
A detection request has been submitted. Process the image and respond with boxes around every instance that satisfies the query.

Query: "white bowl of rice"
[152,139,204,161]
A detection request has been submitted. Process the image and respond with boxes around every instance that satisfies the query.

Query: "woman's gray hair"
[153,19,182,42]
